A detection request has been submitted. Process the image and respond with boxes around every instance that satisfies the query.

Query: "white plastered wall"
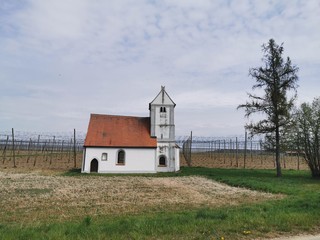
[82,147,157,173]
[155,143,180,172]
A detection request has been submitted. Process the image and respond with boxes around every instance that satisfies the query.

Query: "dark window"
[117,150,125,165]
[159,156,166,166]
[160,107,166,113]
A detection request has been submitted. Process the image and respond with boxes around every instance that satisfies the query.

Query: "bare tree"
[238,39,299,177]
[294,98,320,178]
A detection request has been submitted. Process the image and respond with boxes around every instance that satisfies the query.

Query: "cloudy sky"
[1,0,320,137]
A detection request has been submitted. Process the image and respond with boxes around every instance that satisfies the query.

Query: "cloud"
[1,0,320,136]
[175,89,246,109]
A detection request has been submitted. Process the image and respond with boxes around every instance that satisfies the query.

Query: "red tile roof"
[84,114,157,148]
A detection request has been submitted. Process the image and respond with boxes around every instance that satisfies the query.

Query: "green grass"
[1,167,320,239]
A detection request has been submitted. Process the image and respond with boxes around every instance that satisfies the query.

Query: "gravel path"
[270,234,320,240]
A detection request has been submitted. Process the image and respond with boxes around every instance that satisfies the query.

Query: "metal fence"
[180,133,306,170]
[0,129,307,170]
[0,129,84,169]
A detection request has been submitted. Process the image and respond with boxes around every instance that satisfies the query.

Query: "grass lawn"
[0,167,320,239]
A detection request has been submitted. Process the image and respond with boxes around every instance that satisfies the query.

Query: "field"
[1,151,83,170]
[0,131,83,170]
[0,170,278,224]
[180,152,309,170]
[0,167,320,239]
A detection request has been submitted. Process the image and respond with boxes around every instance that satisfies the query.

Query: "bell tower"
[149,86,178,172]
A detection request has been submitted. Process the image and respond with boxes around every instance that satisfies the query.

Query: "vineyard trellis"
[180,132,306,170]
[1,129,307,170]
[0,129,85,169]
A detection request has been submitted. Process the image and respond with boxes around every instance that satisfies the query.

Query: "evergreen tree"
[238,39,299,177]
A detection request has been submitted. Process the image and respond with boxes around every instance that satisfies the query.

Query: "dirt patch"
[0,171,281,224]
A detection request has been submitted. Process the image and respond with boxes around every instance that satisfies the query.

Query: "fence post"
[37,135,40,151]
[27,138,32,163]
[2,136,9,164]
[236,137,238,167]
[218,140,221,162]
[74,129,77,168]
[33,147,37,167]
[50,136,55,165]
[259,140,263,166]
[223,140,226,164]
[60,140,64,160]
[212,140,215,161]
[46,140,50,162]
[12,128,16,168]
[230,139,233,166]
[189,131,192,166]
[250,140,253,162]
[244,131,247,169]
[34,135,40,164]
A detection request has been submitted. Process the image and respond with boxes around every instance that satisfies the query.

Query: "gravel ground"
[269,234,320,240]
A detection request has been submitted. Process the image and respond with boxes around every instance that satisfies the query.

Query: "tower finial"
[161,86,165,103]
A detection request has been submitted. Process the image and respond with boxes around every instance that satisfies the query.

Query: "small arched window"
[159,155,166,166]
[117,150,125,165]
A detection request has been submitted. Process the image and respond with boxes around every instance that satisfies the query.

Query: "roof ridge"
[91,113,149,119]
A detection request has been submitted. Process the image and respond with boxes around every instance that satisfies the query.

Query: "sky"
[1,0,320,137]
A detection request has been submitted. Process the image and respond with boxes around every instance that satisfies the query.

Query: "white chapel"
[82,86,180,173]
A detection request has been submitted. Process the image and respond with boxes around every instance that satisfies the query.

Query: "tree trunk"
[275,126,282,177]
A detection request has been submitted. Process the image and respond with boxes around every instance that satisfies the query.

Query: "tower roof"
[149,86,176,109]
